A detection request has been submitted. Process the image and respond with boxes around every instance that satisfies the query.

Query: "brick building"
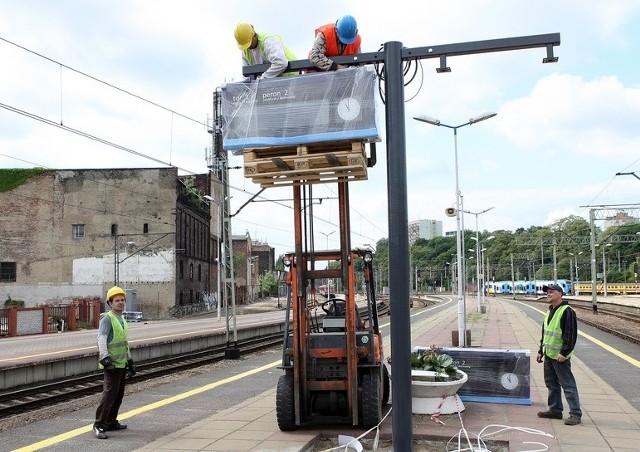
[0,168,215,319]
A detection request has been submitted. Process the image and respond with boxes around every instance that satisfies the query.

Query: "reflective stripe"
[98,311,129,369]
[314,24,361,57]
[542,305,573,359]
[243,32,297,75]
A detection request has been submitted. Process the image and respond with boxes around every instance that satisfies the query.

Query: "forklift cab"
[321,296,363,332]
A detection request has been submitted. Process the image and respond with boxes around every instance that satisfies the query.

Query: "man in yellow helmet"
[234,22,297,79]
[93,286,136,439]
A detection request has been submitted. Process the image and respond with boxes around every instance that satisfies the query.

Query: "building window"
[143,223,149,234]
[0,262,17,282]
[72,224,85,239]
[111,224,118,236]
[179,261,184,279]
[190,263,194,281]
[198,264,202,282]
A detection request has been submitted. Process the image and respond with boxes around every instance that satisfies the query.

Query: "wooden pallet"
[242,141,369,188]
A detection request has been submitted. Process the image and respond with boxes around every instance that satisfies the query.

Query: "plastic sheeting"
[220,67,379,152]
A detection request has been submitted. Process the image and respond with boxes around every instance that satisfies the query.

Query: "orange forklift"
[276,180,389,430]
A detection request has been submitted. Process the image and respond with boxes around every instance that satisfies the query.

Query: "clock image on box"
[500,372,519,390]
[337,97,361,121]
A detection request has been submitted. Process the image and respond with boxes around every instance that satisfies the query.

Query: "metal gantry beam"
[242,33,560,77]
[515,235,640,246]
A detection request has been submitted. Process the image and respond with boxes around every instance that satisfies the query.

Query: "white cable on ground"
[445,421,556,452]
[318,406,392,452]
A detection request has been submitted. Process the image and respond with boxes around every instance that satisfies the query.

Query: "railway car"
[575,281,640,295]
[483,279,572,296]
[498,281,513,294]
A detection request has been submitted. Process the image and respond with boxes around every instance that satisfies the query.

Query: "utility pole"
[210,90,239,358]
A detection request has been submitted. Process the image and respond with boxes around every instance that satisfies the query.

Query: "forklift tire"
[276,374,296,431]
[361,372,382,429]
[382,364,390,406]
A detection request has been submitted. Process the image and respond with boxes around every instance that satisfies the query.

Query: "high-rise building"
[408,219,443,244]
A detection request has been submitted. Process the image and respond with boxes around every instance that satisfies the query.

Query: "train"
[485,279,572,296]
[574,282,640,295]
[485,279,640,296]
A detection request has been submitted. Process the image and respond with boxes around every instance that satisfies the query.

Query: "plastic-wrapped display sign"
[221,67,379,152]
[439,347,531,405]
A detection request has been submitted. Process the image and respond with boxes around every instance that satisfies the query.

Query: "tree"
[258,272,279,297]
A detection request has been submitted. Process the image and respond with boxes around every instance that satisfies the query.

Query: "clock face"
[501,372,519,390]
[337,97,361,121]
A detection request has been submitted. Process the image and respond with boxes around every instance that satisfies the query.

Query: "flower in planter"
[410,345,461,381]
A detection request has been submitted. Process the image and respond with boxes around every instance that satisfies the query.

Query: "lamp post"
[480,245,489,303]
[320,230,336,295]
[569,251,583,294]
[597,243,612,297]
[319,230,335,249]
[414,112,497,346]
[464,207,494,312]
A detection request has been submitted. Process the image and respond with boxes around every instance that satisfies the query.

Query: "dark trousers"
[95,368,126,428]
[544,356,582,417]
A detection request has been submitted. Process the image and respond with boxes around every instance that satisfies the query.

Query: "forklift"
[276,180,389,430]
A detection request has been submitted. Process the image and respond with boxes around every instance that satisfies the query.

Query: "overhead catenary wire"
[0,36,387,253]
[0,35,205,128]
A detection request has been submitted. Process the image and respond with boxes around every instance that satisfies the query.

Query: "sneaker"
[93,424,108,439]
[537,410,563,419]
[564,415,581,425]
[106,421,127,431]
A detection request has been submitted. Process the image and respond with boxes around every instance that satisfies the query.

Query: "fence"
[0,300,101,338]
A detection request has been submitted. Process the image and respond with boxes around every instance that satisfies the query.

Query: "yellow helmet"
[234,23,254,50]
[106,286,126,303]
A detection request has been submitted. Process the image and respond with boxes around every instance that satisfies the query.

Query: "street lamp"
[569,251,583,293]
[319,230,335,249]
[414,112,497,346]
[464,207,494,312]
[596,243,612,297]
[471,235,495,307]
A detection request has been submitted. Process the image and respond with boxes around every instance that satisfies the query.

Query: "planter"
[411,369,468,415]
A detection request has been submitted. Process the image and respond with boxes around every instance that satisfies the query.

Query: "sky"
[1,0,639,259]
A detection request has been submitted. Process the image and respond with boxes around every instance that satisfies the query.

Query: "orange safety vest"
[314,23,361,57]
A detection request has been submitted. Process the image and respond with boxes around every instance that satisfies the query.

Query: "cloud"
[497,74,640,160]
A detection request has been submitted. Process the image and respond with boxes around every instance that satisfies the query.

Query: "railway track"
[0,333,283,419]
[0,302,390,420]
[571,304,640,344]
[517,297,640,345]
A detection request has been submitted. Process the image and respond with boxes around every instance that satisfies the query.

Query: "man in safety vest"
[93,286,136,439]
[234,22,297,79]
[536,283,582,425]
[309,15,361,71]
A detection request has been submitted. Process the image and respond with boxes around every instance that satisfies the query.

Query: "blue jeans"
[544,356,582,417]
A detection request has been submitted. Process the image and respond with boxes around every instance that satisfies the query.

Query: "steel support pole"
[384,40,413,451]
[453,128,466,346]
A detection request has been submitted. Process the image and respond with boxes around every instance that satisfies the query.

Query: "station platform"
[131,297,640,451]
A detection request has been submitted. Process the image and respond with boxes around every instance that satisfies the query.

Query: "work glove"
[99,356,116,372]
[125,359,137,378]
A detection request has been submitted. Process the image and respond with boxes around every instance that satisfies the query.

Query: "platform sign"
[221,67,379,151]
[439,347,531,405]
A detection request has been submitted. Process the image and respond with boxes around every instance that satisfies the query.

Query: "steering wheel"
[321,298,347,316]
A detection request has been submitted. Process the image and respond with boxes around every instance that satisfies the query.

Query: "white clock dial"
[500,372,519,390]
[337,97,361,121]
